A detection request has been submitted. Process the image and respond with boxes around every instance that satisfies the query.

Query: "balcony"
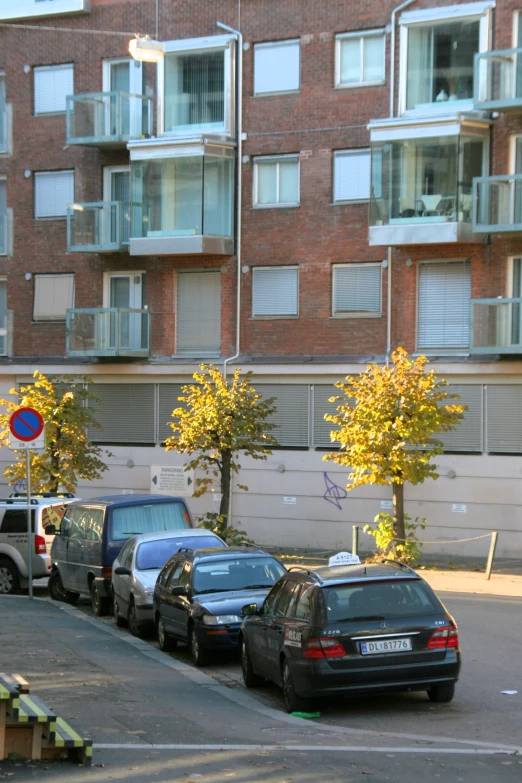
[128,136,235,256]
[471,298,522,354]
[473,175,522,233]
[474,49,522,112]
[67,202,129,253]
[66,308,150,358]
[369,114,490,246]
[66,92,152,147]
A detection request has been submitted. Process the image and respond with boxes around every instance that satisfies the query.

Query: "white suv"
[0,494,77,594]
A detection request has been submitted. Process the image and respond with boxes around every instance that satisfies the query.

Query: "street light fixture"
[129,36,165,63]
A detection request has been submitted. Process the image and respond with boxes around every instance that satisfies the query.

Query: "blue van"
[48,494,194,615]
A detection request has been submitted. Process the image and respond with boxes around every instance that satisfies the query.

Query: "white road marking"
[94,743,522,756]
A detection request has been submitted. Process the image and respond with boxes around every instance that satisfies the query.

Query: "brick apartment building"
[0,0,521,557]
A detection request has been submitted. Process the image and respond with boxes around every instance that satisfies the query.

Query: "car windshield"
[136,536,225,570]
[322,580,440,622]
[110,502,191,542]
[193,556,286,594]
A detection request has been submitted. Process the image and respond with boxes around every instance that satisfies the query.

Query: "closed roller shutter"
[334,149,371,202]
[487,385,522,454]
[313,384,342,447]
[438,385,483,453]
[417,261,471,351]
[34,64,74,115]
[257,384,309,447]
[252,267,298,316]
[333,264,381,315]
[35,170,74,218]
[176,271,221,356]
[90,384,155,444]
[158,383,185,443]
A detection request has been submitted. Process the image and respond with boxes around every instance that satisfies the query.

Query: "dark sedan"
[153,545,286,666]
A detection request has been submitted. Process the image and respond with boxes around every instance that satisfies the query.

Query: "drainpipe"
[218,19,243,379]
[386,0,417,366]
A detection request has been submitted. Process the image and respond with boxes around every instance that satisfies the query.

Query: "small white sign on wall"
[380,500,393,510]
[452,504,467,513]
[151,465,194,497]
[283,496,297,505]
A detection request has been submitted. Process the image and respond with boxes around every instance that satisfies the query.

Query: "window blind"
[254,40,300,94]
[313,385,342,447]
[333,264,381,314]
[334,149,371,202]
[35,170,74,218]
[158,383,185,443]
[34,64,73,115]
[89,384,156,444]
[417,260,471,350]
[257,384,309,447]
[487,385,522,454]
[438,384,483,453]
[252,267,298,316]
[33,274,74,321]
[176,271,221,356]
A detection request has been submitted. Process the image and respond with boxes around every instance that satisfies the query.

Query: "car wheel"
[90,582,111,617]
[0,558,19,596]
[241,637,263,688]
[157,616,177,652]
[428,682,456,703]
[190,625,210,667]
[48,569,79,604]
[113,594,126,627]
[282,660,313,714]
[128,600,146,638]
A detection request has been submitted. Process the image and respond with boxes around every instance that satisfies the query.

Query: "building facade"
[0,0,521,558]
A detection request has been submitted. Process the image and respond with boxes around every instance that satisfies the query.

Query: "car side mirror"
[114,566,132,576]
[242,603,259,616]
[171,585,188,597]
[45,524,56,535]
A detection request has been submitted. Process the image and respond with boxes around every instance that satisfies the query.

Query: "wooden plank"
[0,674,29,694]
[31,724,42,761]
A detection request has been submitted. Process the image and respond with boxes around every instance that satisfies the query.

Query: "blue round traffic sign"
[9,408,44,442]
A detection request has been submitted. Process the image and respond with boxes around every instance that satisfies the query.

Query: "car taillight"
[303,637,346,659]
[102,567,113,579]
[427,626,459,650]
[35,535,47,555]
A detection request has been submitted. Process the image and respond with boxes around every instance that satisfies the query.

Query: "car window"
[109,501,190,541]
[0,509,36,534]
[166,561,184,588]
[323,580,441,622]
[263,581,284,615]
[135,535,225,571]
[41,503,69,533]
[123,542,136,569]
[118,539,133,568]
[83,508,104,541]
[192,556,286,594]
[69,507,87,539]
[179,562,192,589]
[274,580,301,617]
[295,584,315,620]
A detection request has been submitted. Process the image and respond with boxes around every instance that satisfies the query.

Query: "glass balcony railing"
[66,308,150,358]
[67,202,130,252]
[0,213,7,255]
[0,108,6,153]
[66,92,152,146]
[471,298,522,354]
[473,175,522,233]
[474,48,522,112]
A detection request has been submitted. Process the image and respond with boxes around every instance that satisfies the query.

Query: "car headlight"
[143,585,155,596]
[202,614,242,625]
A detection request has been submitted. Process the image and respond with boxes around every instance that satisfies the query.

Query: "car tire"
[157,615,177,652]
[128,600,147,639]
[282,659,313,714]
[190,625,210,667]
[113,594,127,627]
[90,582,111,617]
[428,682,456,703]
[240,637,263,688]
[0,558,20,596]
[48,569,79,604]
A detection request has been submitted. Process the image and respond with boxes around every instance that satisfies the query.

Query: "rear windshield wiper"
[335,615,386,622]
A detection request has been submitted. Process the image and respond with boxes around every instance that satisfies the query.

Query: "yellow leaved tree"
[324,348,465,555]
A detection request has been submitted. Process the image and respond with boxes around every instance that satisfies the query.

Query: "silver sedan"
[112,529,226,637]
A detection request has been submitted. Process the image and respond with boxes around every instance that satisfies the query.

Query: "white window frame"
[415,258,471,354]
[157,34,236,138]
[253,39,300,96]
[252,154,300,209]
[102,165,131,201]
[333,148,372,203]
[34,169,74,219]
[33,273,75,322]
[332,263,382,318]
[102,270,146,308]
[398,1,494,117]
[102,57,143,94]
[513,9,522,46]
[33,63,74,116]
[252,266,299,318]
[335,29,386,88]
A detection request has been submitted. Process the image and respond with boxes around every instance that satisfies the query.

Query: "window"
[262,582,284,615]
[34,64,73,115]
[33,274,74,321]
[254,40,300,94]
[176,271,221,356]
[257,384,309,447]
[334,149,371,202]
[0,73,6,153]
[274,580,300,617]
[487,386,522,454]
[35,170,74,218]
[336,30,385,87]
[253,156,299,207]
[0,277,7,356]
[295,584,315,620]
[0,179,6,256]
[89,384,156,444]
[109,502,190,541]
[332,264,382,316]
[438,385,483,453]
[252,266,298,317]
[0,509,35,533]
[166,561,184,588]
[417,260,471,351]
[400,3,493,113]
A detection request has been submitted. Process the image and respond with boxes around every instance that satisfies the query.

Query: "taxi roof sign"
[328,551,361,567]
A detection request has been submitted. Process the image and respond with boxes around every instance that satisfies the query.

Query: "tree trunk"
[392,482,405,544]
[219,450,232,526]
[49,428,61,493]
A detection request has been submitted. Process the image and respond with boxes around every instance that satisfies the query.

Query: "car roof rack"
[8,492,75,499]
[0,497,41,505]
[382,559,417,574]
[287,566,324,584]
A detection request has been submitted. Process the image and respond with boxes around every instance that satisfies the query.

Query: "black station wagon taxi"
[239,559,461,713]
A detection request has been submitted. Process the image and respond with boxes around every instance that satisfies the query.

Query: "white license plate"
[360,638,412,655]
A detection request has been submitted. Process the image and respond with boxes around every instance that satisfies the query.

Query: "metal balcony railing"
[471,298,522,354]
[66,308,150,358]
[66,92,152,146]
[474,48,522,111]
[67,202,130,252]
[473,175,522,233]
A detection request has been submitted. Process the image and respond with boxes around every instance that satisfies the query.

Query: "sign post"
[9,408,45,600]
